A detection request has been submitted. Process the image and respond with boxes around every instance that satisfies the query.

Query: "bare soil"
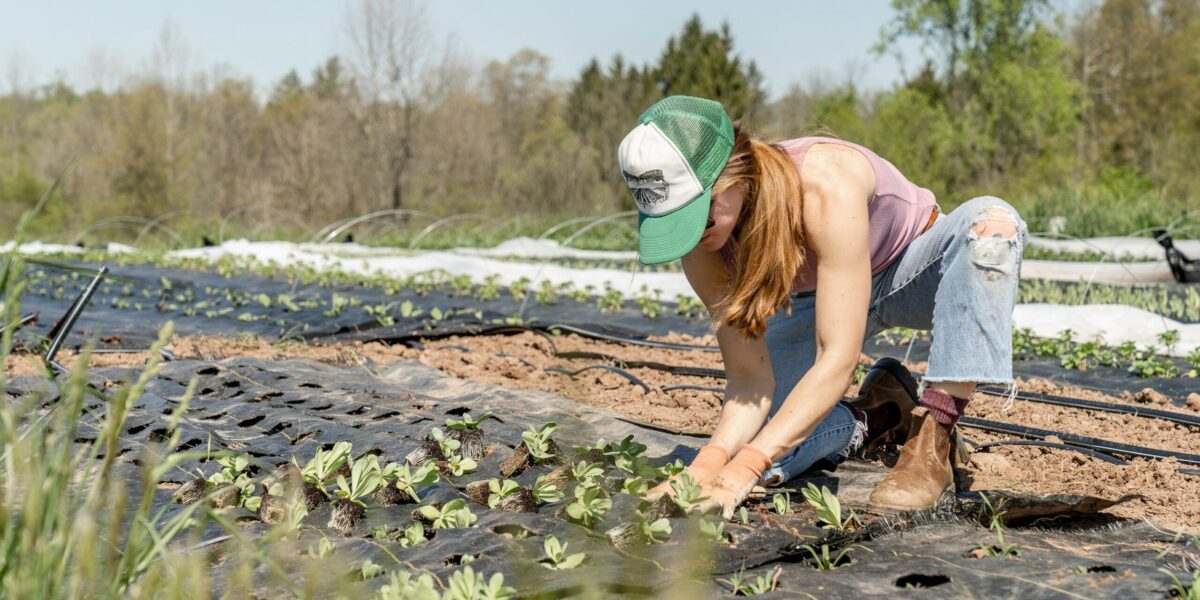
[7,331,1198,531]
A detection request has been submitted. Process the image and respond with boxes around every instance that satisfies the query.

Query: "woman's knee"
[951,196,1026,281]
[958,196,1025,241]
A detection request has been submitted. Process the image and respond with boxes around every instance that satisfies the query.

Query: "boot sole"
[866,482,956,512]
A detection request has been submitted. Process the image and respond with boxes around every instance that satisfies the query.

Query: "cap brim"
[637,188,711,265]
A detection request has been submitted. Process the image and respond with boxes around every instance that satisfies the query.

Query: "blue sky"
[1,1,926,99]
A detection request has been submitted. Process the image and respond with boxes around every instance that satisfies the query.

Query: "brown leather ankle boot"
[848,357,919,454]
[868,406,955,510]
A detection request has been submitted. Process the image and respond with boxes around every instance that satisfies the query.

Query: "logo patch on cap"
[617,122,704,217]
[622,169,670,210]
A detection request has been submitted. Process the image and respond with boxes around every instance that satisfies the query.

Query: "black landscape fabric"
[3,357,1190,597]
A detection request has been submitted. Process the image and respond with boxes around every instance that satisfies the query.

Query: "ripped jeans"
[759,196,1028,486]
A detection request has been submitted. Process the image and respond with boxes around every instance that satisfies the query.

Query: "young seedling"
[384,461,440,503]
[432,427,462,458]
[397,522,427,548]
[720,562,781,596]
[655,459,686,479]
[609,435,655,478]
[621,476,651,497]
[307,536,335,559]
[522,422,558,462]
[299,441,352,494]
[802,482,859,531]
[772,492,793,516]
[801,543,852,570]
[323,293,350,317]
[377,570,440,600]
[445,412,491,461]
[605,508,671,549]
[443,566,515,600]
[540,535,586,570]
[698,517,728,543]
[360,559,384,580]
[531,474,564,504]
[417,499,478,529]
[502,422,559,477]
[442,454,478,477]
[199,453,256,509]
[329,454,384,531]
[669,472,709,512]
[564,484,612,528]
[487,479,521,508]
[1161,568,1199,600]
[570,460,605,487]
[976,493,1020,557]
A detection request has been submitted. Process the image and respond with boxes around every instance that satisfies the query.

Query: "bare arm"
[745,143,875,460]
[680,247,774,457]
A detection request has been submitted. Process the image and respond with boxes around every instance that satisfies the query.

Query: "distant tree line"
[1,0,1197,243]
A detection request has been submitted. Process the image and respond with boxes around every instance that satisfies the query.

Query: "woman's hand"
[644,444,729,501]
[693,445,774,519]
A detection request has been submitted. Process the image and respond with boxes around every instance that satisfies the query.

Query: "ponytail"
[712,124,805,339]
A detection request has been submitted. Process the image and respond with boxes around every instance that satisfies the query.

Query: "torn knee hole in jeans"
[968,206,1020,281]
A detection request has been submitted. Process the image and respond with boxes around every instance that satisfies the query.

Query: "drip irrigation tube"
[957,416,1200,466]
[45,265,107,365]
[978,385,1200,428]
[969,439,1128,465]
[543,365,651,394]
[661,385,724,394]
[544,323,719,352]
[406,324,1200,467]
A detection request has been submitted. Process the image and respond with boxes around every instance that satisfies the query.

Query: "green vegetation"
[540,535,586,571]
[1012,327,1188,379]
[521,422,558,463]
[801,483,859,532]
[720,563,781,596]
[976,494,1021,558]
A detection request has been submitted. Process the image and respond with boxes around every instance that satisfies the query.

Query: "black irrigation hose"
[45,265,108,365]
[410,323,1200,467]
[91,347,177,362]
[495,353,536,369]
[543,323,719,352]
[970,439,1128,465]
[543,365,651,394]
[978,385,1200,428]
[661,385,724,394]
[957,416,1200,466]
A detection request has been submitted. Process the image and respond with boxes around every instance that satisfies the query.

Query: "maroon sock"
[920,387,970,425]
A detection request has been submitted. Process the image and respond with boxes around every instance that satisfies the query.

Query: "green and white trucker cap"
[618,95,735,265]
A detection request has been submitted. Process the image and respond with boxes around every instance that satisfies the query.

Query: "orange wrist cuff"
[723,445,774,482]
[690,445,730,477]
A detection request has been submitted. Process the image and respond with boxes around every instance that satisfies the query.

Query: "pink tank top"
[719,137,937,294]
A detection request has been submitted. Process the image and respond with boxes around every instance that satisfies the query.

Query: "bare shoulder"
[799,142,875,200]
